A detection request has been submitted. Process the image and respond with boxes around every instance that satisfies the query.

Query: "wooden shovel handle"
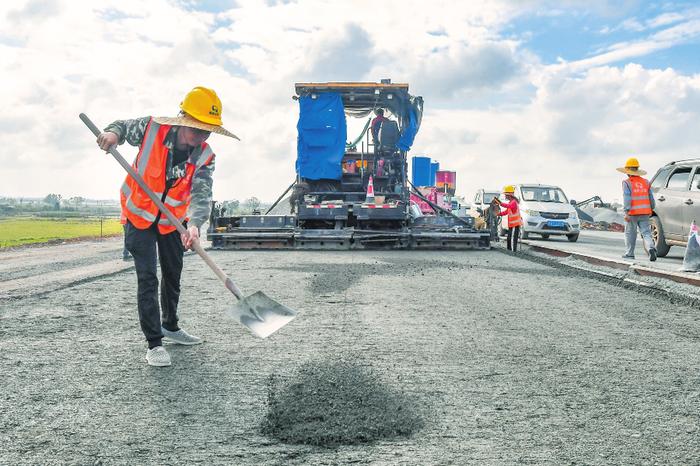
[80,113,244,300]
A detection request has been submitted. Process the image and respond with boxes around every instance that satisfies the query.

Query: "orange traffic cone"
[365,175,375,204]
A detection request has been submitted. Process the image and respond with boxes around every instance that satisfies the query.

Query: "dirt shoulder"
[0,237,131,300]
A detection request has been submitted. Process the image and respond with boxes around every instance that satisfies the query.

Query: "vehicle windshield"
[520,186,568,203]
[483,192,500,203]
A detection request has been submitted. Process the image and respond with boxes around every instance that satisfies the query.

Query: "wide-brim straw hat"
[616,166,647,176]
[153,113,239,140]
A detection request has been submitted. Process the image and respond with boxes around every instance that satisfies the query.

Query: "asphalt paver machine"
[208,81,490,250]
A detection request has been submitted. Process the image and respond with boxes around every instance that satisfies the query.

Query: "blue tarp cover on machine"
[397,107,418,152]
[296,93,347,181]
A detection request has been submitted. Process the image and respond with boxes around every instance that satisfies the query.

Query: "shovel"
[79,113,297,338]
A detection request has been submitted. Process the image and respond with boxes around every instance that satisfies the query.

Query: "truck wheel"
[649,216,671,257]
[567,233,579,242]
[541,234,550,239]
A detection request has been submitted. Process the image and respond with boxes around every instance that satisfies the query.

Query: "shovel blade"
[226,291,297,338]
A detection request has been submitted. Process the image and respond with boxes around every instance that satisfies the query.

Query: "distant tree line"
[0,194,121,217]
[1,194,269,218]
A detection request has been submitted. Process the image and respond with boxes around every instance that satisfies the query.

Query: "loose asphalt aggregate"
[1,242,699,465]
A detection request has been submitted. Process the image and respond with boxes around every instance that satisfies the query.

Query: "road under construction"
[3,81,699,465]
[1,232,699,464]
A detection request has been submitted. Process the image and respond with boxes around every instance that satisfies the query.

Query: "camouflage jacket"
[104,116,214,229]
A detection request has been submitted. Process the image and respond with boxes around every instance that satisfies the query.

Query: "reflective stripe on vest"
[119,119,214,234]
[508,210,522,228]
[625,176,652,216]
[194,146,214,169]
[136,123,161,177]
[121,183,184,215]
[506,201,522,228]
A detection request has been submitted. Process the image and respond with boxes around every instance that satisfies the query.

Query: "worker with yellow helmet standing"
[96,87,238,367]
[617,157,657,261]
[494,185,523,252]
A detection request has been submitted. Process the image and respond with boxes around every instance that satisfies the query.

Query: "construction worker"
[494,185,522,252]
[617,157,656,261]
[96,87,238,367]
[370,108,388,146]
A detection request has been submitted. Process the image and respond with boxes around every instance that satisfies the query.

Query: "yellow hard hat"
[503,185,515,194]
[180,86,223,126]
[616,157,646,175]
[625,157,640,168]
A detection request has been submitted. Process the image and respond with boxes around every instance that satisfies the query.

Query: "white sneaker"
[145,346,171,367]
[161,327,202,346]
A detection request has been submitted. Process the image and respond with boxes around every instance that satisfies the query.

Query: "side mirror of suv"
[570,200,577,206]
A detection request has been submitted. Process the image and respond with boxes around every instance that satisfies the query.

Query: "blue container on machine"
[430,162,440,186]
[411,156,432,186]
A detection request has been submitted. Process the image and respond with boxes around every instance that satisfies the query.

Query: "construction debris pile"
[578,205,625,232]
[261,358,424,446]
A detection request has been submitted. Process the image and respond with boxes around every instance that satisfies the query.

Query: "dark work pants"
[125,221,184,348]
[507,226,520,252]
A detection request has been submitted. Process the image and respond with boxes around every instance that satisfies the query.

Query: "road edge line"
[506,242,700,307]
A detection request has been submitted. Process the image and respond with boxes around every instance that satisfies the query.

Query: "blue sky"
[510,2,700,73]
[0,0,699,204]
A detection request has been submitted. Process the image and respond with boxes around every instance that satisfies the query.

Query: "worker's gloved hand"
[181,225,200,250]
[97,132,118,152]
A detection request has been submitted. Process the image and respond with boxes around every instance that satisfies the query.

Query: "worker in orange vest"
[96,87,238,367]
[617,157,656,261]
[494,185,523,252]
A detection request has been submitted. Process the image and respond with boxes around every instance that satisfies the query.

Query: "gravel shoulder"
[1,244,698,465]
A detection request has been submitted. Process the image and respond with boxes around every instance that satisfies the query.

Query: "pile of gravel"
[261,359,424,447]
[581,206,625,224]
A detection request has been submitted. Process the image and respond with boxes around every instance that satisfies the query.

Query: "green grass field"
[0,217,123,248]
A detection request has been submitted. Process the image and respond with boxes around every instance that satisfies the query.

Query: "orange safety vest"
[506,199,522,228]
[625,176,652,216]
[120,119,215,234]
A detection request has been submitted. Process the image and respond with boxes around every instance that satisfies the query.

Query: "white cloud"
[432,63,700,204]
[0,0,698,210]
[647,11,686,29]
[551,11,700,73]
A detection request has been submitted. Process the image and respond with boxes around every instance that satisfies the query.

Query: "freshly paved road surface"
[1,240,699,465]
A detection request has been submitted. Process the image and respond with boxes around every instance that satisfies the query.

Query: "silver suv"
[649,158,700,256]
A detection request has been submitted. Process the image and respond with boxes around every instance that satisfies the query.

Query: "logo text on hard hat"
[210,105,219,116]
